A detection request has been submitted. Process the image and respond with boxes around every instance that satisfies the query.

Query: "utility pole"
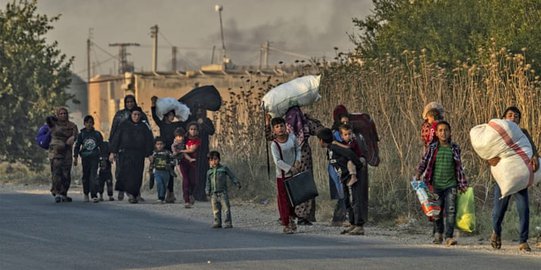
[210,45,216,64]
[87,28,93,84]
[109,42,140,74]
[259,41,270,69]
[172,46,177,71]
[215,5,227,64]
[150,25,159,73]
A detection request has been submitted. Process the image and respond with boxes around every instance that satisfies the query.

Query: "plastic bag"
[456,187,475,233]
[155,97,190,121]
[262,75,321,117]
[411,179,441,218]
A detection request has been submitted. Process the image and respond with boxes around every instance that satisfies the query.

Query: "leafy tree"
[0,0,73,168]
[353,0,541,68]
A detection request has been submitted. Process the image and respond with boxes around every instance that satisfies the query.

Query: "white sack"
[470,119,540,198]
[262,75,321,117]
[155,97,190,121]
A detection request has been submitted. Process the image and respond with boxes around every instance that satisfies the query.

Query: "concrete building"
[88,64,317,138]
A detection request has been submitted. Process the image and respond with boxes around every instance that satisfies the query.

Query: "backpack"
[35,124,52,149]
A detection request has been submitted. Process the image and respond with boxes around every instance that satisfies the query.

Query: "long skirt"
[118,151,145,197]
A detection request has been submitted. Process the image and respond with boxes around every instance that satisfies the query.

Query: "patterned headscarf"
[284,106,309,146]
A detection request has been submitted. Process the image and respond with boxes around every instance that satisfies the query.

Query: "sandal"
[490,232,501,249]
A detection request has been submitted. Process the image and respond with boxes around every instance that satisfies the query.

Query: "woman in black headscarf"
[109,95,150,200]
[110,107,154,203]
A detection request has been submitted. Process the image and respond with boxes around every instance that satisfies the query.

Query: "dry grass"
[213,41,541,233]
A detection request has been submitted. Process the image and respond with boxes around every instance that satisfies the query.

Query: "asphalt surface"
[1,192,540,270]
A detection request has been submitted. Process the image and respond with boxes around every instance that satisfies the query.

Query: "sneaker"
[212,224,222,229]
[108,196,115,201]
[348,226,365,235]
[433,233,443,244]
[83,194,90,202]
[55,196,62,203]
[283,226,294,234]
[224,224,233,229]
[184,202,192,208]
[490,232,501,249]
[518,242,531,252]
[445,238,457,246]
[340,225,355,235]
[117,192,124,201]
[92,197,99,203]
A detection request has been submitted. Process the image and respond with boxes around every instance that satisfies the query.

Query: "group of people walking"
[44,94,214,207]
[42,94,539,250]
[416,103,537,251]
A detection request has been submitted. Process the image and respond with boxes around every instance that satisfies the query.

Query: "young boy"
[205,151,241,229]
[270,117,301,234]
[150,137,175,203]
[416,121,468,246]
[317,127,365,236]
[98,141,114,201]
[73,115,103,203]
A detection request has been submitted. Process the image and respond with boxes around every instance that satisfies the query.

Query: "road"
[1,192,540,270]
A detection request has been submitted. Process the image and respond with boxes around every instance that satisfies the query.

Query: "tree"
[352,0,541,68]
[0,0,73,168]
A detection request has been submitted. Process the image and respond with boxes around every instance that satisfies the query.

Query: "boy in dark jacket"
[205,151,241,229]
[317,128,365,235]
[73,115,104,203]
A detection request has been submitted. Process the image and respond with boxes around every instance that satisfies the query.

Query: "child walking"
[205,151,241,228]
[317,128,365,235]
[416,121,468,246]
[73,115,103,203]
[270,117,301,234]
[98,141,114,201]
[150,137,175,203]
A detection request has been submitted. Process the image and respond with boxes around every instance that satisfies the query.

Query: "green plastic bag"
[456,187,475,233]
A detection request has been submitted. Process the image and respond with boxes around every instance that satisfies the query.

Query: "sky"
[4,0,373,79]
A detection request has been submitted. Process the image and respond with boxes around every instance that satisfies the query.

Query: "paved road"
[1,192,540,270]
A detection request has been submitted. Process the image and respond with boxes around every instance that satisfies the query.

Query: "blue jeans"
[154,170,170,201]
[492,184,529,243]
[434,187,457,239]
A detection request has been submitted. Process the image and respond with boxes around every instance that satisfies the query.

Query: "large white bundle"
[262,75,321,117]
[155,97,190,121]
[470,119,540,198]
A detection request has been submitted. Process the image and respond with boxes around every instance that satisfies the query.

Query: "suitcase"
[284,171,319,207]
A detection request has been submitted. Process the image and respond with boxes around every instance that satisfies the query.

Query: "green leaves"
[0,0,73,168]
[354,0,541,70]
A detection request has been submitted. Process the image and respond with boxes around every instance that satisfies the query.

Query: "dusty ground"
[2,180,540,258]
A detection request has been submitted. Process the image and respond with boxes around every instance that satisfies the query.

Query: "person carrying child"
[73,115,103,203]
[317,128,366,236]
[421,102,445,150]
[415,120,468,246]
[175,122,201,208]
[205,151,241,228]
[150,137,176,203]
[98,141,114,201]
[270,117,302,234]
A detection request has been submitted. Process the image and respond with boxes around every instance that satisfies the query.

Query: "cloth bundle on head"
[422,102,445,120]
[155,97,190,121]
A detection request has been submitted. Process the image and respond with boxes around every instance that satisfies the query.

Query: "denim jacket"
[206,165,239,194]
